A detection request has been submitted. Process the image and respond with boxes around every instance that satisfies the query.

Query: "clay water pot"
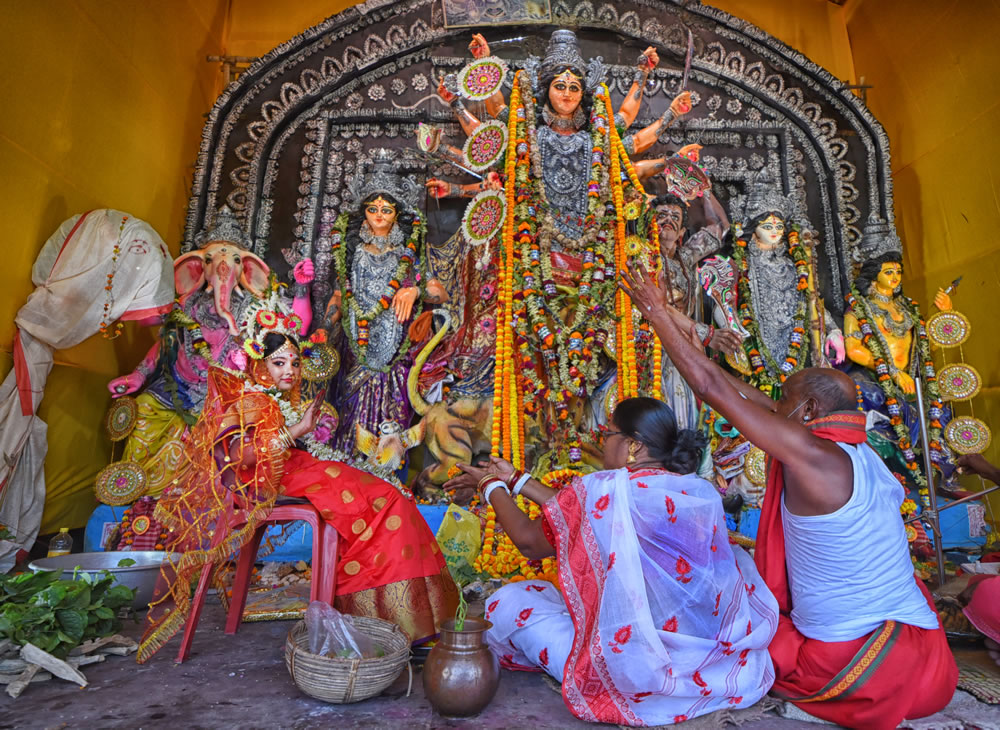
[423,617,499,716]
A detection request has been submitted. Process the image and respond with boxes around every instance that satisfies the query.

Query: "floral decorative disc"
[662,154,712,202]
[462,190,506,246]
[938,363,981,402]
[457,57,508,101]
[743,446,767,487]
[926,310,970,348]
[462,121,507,172]
[945,416,991,455]
[302,342,340,382]
[95,461,148,506]
[105,395,139,442]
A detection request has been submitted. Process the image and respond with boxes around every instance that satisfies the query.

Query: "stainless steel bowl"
[28,551,173,610]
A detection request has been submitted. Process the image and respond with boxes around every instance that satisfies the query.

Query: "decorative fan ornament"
[662,155,712,202]
[938,363,981,402]
[301,342,340,382]
[95,461,148,506]
[457,57,508,101]
[462,190,507,246]
[944,416,992,455]
[926,310,971,348]
[743,446,767,487]
[462,121,507,172]
[105,396,139,441]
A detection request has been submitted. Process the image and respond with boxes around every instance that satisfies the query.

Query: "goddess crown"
[528,29,607,96]
[732,169,792,224]
[345,148,422,214]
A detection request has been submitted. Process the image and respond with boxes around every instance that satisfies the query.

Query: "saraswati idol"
[423,29,693,473]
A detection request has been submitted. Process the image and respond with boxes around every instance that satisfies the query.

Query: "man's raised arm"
[620,262,852,514]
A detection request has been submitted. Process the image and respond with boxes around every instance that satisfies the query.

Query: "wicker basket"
[285,617,411,703]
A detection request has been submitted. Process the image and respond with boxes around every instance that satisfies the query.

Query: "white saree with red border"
[486,467,778,726]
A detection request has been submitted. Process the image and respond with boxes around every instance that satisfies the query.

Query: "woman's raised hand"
[638,46,659,71]
[488,456,516,484]
[619,259,669,322]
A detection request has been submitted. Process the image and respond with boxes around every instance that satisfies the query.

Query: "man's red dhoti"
[755,412,957,730]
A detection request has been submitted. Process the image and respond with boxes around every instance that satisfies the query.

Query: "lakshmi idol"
[306,150,448,460]
[424,29,695,472]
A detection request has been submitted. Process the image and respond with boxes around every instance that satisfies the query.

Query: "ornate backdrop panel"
[181,0,896,319]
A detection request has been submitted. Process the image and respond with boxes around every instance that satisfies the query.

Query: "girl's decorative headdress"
[238,283,303,360]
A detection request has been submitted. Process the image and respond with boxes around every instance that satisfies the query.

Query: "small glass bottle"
[47,528,73,558]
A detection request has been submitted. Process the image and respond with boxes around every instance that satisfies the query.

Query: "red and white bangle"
[483,480,508,505]
[511,472,531,496]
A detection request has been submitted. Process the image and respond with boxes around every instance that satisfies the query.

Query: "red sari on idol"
[755,411,957,729]
[138,369,457,662]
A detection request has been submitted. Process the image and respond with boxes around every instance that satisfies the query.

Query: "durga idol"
[425,29,694,473]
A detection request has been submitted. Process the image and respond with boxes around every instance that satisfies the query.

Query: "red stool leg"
[176,560,217,663]
[225,525,267,635]
[304,512,322,603]
[316,521,338,605]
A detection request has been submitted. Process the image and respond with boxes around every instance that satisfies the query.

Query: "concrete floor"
[0,600,828,730]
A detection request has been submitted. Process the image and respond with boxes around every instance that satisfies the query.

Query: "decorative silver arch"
[182,0,897,316]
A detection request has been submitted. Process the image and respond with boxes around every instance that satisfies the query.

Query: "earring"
[627,441,639,464]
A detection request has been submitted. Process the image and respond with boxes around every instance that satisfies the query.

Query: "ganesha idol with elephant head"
[106,206,313,498]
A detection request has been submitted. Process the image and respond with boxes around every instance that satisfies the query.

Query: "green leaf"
[32,583,68,607]
[94,606,114,620]
[55,608,86,641]
[64,584,92,609]
[104,584,135,608]
[116,558,137,568]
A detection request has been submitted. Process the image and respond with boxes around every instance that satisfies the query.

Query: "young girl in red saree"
[139,297,456,662]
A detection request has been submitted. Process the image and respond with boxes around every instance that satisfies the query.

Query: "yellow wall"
[0,0,230,532]
[846,0,1000,515]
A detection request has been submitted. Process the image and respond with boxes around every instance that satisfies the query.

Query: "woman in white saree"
[448,398,778,726]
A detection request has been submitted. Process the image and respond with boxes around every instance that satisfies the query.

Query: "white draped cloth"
[0,210,173,569]
[485,467,779,726]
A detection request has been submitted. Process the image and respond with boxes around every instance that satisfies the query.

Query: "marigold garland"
[472,468,580,581]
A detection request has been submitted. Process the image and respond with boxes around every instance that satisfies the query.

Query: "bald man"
[621,263,956,730]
